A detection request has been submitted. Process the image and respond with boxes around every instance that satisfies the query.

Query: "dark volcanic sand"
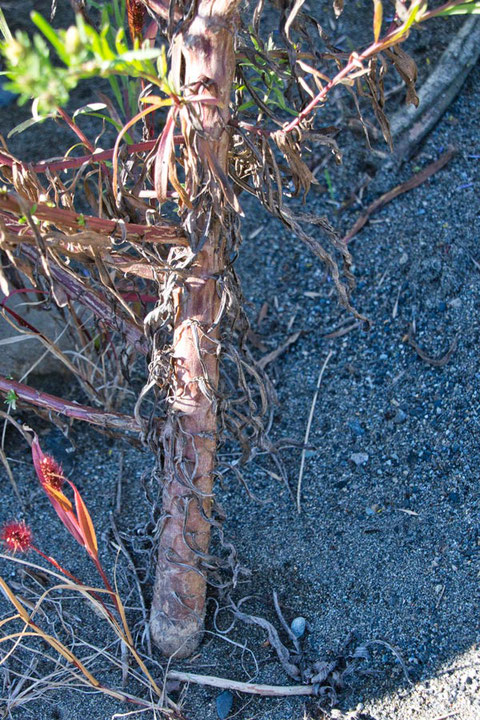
[0,3,479,719]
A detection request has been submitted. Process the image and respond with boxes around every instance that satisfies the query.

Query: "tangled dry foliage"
[0,0,466,708]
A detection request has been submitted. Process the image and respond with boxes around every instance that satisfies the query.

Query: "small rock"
[449,297,462,309]
[290,616,306,638]
[399,252,408,265]
[216,690,233,719]
[348,419,365,436]
[393,409,407,424]
[350,452,369,466]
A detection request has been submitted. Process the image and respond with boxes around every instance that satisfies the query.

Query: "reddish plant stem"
[56,106,113,182]
[0,191,186,245]
[282,4,437,136]
[0,137,184,175]
[91,553,123,619]
[32,545,117,621]
[0,376,141,433]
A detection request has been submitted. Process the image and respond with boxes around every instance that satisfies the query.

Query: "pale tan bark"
[150,0,242,657]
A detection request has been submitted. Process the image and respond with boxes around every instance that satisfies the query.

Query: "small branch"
[0,137,184,175]
[406,324,458,368]
[281,3,456,136]
[0,190,186,246]
[167,670,315,697]
[297,350,333,513]
[0,376,141,434]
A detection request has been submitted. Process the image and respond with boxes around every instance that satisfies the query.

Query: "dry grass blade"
[0,578,101,687]
[297,350,333,513]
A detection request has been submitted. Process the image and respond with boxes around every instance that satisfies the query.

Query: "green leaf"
[4,390,17,410]
[119,48,163,62]
[7,114,51,138]
[30,11,70,66]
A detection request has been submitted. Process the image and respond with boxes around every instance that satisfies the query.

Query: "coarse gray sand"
[0,3,479,719]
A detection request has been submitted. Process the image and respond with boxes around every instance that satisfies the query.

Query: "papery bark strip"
[149,0,242,657]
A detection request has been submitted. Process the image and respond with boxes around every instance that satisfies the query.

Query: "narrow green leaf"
[30,11,70,66]
[0,8,13,42]
[7,114,51,138]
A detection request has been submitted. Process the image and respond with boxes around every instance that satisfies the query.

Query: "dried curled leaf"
[272,129,317,197]
[385,46,419,107]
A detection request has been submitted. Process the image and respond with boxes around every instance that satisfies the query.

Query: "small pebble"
[350,452,369,466]
[290,616,306,638]
[216,690,233,719]
[393,409,407,424]
[447,491,461,505]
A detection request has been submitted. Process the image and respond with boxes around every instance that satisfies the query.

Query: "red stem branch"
[0,376,141,433]
[0,191,186,245]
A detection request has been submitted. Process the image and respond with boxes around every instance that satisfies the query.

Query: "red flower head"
[1,520,33,553]
[38,454,65,492]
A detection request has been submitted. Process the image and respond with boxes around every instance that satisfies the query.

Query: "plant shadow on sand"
[0,2,479,720]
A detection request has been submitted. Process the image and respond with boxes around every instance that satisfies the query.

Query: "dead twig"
[258,331,302,370]
[342,147,456,243]
[297,350,333,513]
[405,325,458,368]
[167,671,315,697]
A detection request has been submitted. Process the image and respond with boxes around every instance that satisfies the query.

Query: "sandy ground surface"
[0,2,479,720]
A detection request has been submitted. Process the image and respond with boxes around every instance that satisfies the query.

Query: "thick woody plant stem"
[149,0,241,657]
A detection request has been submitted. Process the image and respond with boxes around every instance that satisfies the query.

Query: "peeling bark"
[150,0,241,657]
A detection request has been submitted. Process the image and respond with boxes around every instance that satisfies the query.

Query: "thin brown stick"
[342,147,456,243]
[297,350,333,513]
[167,670,315,697]
[0,377,141,433]
[405,325,458,368]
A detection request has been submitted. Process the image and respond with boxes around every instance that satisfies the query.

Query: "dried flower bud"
[1,521,33,553]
